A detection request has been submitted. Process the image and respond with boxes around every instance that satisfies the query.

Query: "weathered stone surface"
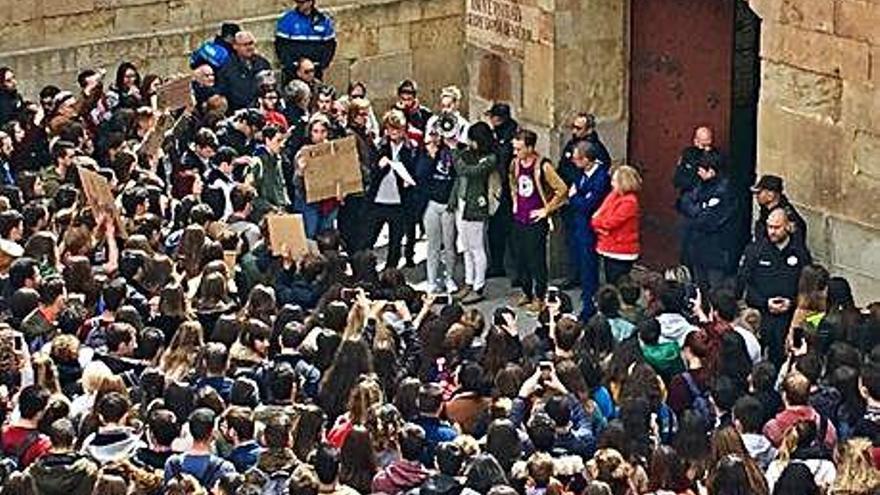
[761,21,870,81]
[796,205,832,264]
[350,52,414,106]
[378,23,411,54]
[410,16,462,49]
[553,39,626,124]
[521,43,554,126]
[835,0,880,45]
[335,22,380,59]
[761,61,842,123]
[41,0,96,17]
[757,104,843,207]
[853,130,880,181]
[777,0,834,33]
[830,216,880,281]
[114,3,171,34]
[44,10,116,46]
[841,80,880,132]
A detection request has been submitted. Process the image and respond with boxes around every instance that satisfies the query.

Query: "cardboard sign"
[78,166,127,237]
[156,76,193,110]
[139,111,176,158]
[301,136,363,203]
[266,214,309,259]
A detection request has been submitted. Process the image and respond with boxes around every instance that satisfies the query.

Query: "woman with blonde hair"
[159,320,204,382]
[591,165,642,284]
[831,439,880,494]
[766,420,837,492]
[69,360,114,419]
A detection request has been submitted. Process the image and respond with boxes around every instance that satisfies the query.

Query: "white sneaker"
[445,279,459,294]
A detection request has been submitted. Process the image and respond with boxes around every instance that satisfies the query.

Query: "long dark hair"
[114,62,141,91]
[466,121,495,155]
[339,425,377,493]
[318,338,374,420]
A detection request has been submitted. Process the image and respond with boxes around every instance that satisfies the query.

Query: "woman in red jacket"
[591,165,642,284]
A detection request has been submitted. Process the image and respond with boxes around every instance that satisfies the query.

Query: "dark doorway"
[628,0,759,269]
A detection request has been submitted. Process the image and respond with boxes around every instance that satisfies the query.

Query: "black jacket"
[216,53,272,111]
[673,146,708,195]
[738,236,811,312]
[558,131,611,186]
[368,139,418,204]
[0,88,23,127]
[677,176,738,270]
[755,194,807,247]
[415,145,457,206]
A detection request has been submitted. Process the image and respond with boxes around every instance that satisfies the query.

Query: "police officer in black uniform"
[752,174,807,248]
[486,103,518,278]
[676,152,737,292]
[673,126,720,268]
[738,208,812,366]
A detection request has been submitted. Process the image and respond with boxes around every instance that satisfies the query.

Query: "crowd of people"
[0,0,878,494]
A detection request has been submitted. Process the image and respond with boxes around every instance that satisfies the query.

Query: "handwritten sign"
[156,76,193,110]
[266,214,309,258]
[301,136,363,203]
[78,166,127,237]
[465,0,551,59]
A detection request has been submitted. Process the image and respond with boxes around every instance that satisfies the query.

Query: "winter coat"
[26,452,99,495]
[656,313,699,347]
[372,459,430,494]
[592,190,640,257]
[448,150,496,221]
[677,176,738,270]
[216,53,272,111]
[275,8,337,80]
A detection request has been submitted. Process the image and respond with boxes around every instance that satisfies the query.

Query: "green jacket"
[448,150,496,221]
[252,151,290,219]
[641,341,685,379]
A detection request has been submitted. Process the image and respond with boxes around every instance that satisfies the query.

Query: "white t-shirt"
[734,324,763,364]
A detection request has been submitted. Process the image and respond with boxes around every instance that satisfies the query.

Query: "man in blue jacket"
[567,141,610,320]
[276,0,337,82]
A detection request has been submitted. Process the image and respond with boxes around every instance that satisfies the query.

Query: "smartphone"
[340,288,358,302]
[539,361,553,379]
[433,294,451,306]
[546,286,560,304]
[13,334,23,352]
[792,327,805,348]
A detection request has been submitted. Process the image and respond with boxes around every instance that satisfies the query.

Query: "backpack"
[242,467,290,495]
[0,430,40,484]
[682,372,717,429]
[167,455,225,489]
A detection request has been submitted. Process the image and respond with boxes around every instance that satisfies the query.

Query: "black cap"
[751,174,783,193]
[486,102,511,119]
[220,23,241,39]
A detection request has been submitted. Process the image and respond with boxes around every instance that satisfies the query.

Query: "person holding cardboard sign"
[293,115,339,239]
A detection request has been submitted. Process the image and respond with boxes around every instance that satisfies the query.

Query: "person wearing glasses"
[216,31,271,112]
[276,0,337,84]
[557,113,611,290]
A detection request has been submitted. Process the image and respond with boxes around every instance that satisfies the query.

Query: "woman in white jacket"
[765,420,836,493]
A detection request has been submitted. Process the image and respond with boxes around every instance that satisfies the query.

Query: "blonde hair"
[81,360,114,394]
[833,438,880,493]
[382,109,407,130]
[613,165,642,194]
[440,85,462,103]
[50,334,80,364]
[160,320,204,381]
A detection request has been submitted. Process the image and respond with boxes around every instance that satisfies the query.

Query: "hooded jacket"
[81,427,143,464]
[640,340,685,381]
[27,452,99,495]
[372,459,430,494]
[741,432,776,470]
[656,313,698,347]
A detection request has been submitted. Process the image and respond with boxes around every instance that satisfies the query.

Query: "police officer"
[275,0,337,83]
[190,23,240,71]
[558,113,611,288]
[676,152,737,292]
[752,174,807,248]
[738,208,812,366]
[566,142,611,320]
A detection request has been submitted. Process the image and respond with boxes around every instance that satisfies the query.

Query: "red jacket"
[591,191,640,256]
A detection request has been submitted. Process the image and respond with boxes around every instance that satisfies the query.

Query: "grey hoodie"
[656,313,698,347]
[741,432,777,470]
[80,427,144,464]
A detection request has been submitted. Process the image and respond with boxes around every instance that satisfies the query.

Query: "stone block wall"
[0,0,466,119]
[750,0,880,301]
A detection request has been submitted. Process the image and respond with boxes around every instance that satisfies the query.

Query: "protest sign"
[156,76,193,110]
[266,213,309,259]
[301,136,363,203]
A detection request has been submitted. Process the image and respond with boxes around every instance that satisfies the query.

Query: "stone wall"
[463,0,629,160]
[0,0,466,118]
[750,0,880,301]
